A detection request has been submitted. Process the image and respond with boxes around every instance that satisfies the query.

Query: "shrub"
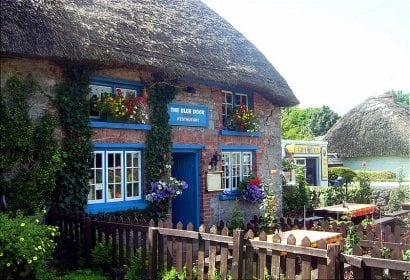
[0,212,58,279]
[329,167,356,185]
[124,248,147,280]
[283,167,311,214]
[353,170,396,181]
[350,171,372,203]
[388,185,410,212]
[260,192,279,232]
[227,206,245,232]
[320,186,346,207]
[91,242,112,270]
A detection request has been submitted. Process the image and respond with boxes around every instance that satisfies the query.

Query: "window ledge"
[219,191,242,201]
[219,129,261,137]
[85,200,147,214]
[90,120,151,130]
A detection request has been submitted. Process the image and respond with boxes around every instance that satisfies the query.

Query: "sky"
[202,0,410,116]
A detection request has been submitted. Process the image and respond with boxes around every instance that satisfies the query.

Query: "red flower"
[249,178,261,186]
[137,96,145,102]
[116,88,123,95]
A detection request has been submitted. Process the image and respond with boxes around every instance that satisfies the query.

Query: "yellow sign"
[321,147,328,181]
[285,144,321,154]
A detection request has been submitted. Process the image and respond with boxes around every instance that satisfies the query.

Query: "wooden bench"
[384,209,410,217]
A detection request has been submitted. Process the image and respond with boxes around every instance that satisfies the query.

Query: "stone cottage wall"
[1,57,283,226]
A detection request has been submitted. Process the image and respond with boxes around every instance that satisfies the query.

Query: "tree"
[309,105,340,136]
[281,107,318,140]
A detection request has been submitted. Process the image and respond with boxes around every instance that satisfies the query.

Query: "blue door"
[171,152,199,229]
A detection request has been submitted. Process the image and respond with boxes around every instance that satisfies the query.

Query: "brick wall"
[1,57,283,226]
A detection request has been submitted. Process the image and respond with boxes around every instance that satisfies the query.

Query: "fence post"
[326,243,340,280]
[148,226,158,280]
[232,229,244,280]
[83,217,93,266]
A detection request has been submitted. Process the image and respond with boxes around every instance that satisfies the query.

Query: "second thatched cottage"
[1,0,298,226]
[325,93,410,178]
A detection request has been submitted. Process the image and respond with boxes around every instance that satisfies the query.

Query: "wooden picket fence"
[49,212,410,279]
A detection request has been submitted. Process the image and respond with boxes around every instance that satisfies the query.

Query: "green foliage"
[353,170,396,181]
[53,65,94,213]
[0,212,58,279]
[387,185,410,212]
[389,90,410,105]
[0,75,63,214]
[161,266,185,280]
[227,206,245,232]
[281,107,318,140]
[283,167,311,213]
[124,248,147,280]
[144,83,176,219]
[160,266,199,280]
[91,242,112,270]
[349,171,372,204]
[310,105,340,136]
[344,223,361,255]
[260,192,279,232]
[328,167,356,185]
[281,159,295,172]
[61,269,108,280]
[380,247,392,258]
[320,186,346,206]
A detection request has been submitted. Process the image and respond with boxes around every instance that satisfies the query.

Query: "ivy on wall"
[53,65,94,213]
[144,83,176,219]
[145,83,176,183]
[0,75,63,214]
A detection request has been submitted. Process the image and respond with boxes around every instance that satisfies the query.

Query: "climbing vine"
[0,75,63,214]
[53,65,94,213]
[144,83,176,219]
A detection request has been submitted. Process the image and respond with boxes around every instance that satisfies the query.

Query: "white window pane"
[125,151,141,199]
[89,152,104,202]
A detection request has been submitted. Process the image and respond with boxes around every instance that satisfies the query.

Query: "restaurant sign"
[168,103,209,127]
[285,144,321,154]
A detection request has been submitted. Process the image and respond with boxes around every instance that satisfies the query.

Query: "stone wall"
[1,57,283,226]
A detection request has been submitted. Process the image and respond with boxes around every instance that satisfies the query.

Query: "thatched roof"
[324,94,410,158]
[0,0,298,106]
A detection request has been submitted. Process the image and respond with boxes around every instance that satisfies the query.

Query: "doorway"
[305,158,317,186]
[171,152,199,229]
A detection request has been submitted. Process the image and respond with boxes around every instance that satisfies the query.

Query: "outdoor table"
[315,203,377,219]
[255,229,343,248]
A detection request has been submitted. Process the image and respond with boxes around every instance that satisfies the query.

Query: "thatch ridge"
[324,95,410,158]
[1,0,298,106]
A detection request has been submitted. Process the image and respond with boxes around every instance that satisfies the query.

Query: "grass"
[59,269,109,280]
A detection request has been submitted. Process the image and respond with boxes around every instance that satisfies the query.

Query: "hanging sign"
[168,103,209,127]
[321,147,328,181]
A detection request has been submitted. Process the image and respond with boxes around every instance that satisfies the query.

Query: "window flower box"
[226,104,259,133]
[92,89,148,124]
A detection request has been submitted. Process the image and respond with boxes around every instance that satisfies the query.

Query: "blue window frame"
[88,76,144,119]
[88,148,143,205]
[221,151,253,192]
[221,90,252,128]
